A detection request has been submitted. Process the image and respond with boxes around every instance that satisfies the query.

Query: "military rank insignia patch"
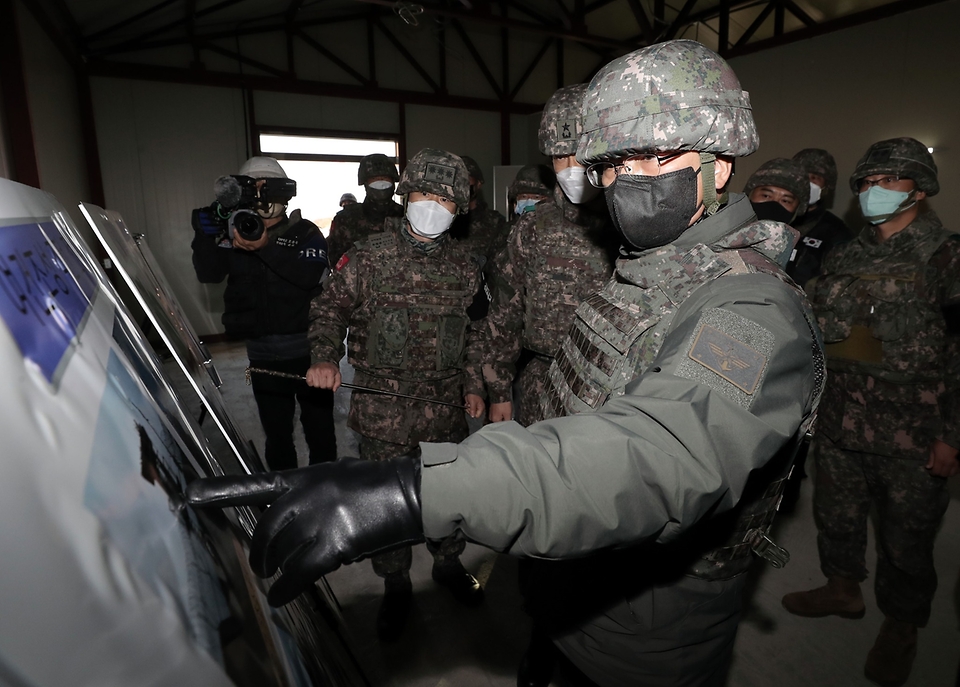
[556,119,579,141]
[425,162,457,186]
[675,307,774,409]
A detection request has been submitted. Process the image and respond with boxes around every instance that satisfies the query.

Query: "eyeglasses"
[856,175,902,192]
[586,151,688,188]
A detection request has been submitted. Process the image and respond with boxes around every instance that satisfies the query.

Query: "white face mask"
[406,200,456,238]
[368,180,394,191]
[556,166,601,204]
[808,181,822,207]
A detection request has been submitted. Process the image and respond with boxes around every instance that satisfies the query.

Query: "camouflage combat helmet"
[460,155,484,183]
[357,153,400,185]
[577,40,758,164]
[396,148,471,213]
[508,164,555,200]
[850,137,939,196]
[539,84,588,157]
[793,148,838,196]
[743,157,811,217]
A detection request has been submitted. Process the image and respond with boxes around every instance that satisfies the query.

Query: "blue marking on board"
[0,221,94,381]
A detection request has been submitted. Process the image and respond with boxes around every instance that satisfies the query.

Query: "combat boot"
[864,617,917,687]
[432,560,484,607]
[376,575,412,642]
[781,576,865,618]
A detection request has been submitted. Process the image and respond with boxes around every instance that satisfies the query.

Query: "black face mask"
[751,200,796,225]
[365,185,395,203]
[604,166,701,251]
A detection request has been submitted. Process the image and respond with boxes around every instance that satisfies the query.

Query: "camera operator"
[191,156,336,470]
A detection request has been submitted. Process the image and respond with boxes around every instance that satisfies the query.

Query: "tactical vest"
[522,201,615,358]
[812,218,954,385]
[537,222,822,580]
[346,226,477,382]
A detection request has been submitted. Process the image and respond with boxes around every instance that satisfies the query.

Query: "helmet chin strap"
[700,152,721,217]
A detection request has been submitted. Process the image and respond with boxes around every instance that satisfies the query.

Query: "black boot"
[517,625,557,687]
[376,576,412,642]
[432,560,484,607]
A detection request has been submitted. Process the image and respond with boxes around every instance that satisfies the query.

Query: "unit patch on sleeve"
[675,307,774,409]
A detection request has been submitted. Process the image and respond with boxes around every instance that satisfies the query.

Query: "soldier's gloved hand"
[193,203,228,236]
[186,456,425,606]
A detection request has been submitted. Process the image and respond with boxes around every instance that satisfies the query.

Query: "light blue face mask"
[859,186,915,225]
[515,198,539,215]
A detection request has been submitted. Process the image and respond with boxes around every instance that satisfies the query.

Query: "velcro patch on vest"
[336,253,350,271]
[366,232,395,252]
[676,308,774,408]
[425,162,458,186]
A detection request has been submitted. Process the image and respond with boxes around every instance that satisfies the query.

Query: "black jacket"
[787,206,854,288]
[191,209,328,337]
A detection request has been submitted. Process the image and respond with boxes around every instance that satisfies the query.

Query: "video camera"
[210,174,297,242]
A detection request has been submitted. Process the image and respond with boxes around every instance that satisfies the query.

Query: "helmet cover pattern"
[357,153,400,185]
[792,148,838,196]
[744,157,811,217]
[460,155,484,183]
[849,137,939,196]
[397,148,471,213]
[508,164,556,200]
[539,84,588,157]
[577,39,758,165]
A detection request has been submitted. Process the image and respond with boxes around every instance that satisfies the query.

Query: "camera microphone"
[214,175,243,209]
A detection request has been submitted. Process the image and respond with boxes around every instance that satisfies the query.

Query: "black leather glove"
[186,456,424,606]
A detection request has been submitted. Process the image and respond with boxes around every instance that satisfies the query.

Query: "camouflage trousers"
[359,435,465,579]
[516,354,552,427]
[813,434,950,626]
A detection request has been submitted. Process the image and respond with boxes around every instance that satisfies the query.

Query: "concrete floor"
[203,340,960,687]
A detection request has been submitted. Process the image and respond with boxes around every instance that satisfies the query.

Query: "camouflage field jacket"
[810,212,960,456]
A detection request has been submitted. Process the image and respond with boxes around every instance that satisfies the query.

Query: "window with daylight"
[257,131,400,236]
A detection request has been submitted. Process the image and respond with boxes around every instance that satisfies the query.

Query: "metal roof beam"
[450,19,504,99]
[374,17,440,92]
[295,28,372,85]
[734,2,775,48]
[349,0,632,49]
[664,0,701,40]
[510,36,554,100]
[85,59,544,113]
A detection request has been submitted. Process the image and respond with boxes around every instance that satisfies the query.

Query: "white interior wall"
[729,0,958,229]
[15,1,91,239]
[90,77,247,336]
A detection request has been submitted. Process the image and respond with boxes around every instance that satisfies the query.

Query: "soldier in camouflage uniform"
[449,155,509,270]
[743,157,810,225]
[188,41,822,687]
[483,83,617,427]
[789,148,854,288]
[782,137,960,687]
[326,153,403,267]
[305,148,487,641]
[508,164,555,224]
